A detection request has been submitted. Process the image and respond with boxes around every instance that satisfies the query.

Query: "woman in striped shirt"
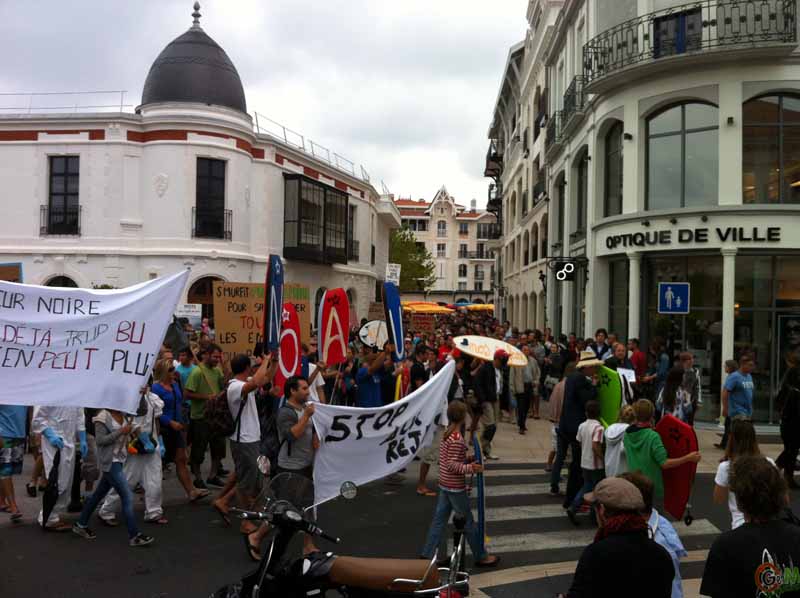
[420,401,499,567]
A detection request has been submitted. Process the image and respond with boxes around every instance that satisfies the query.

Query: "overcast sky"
[0,0,527,206]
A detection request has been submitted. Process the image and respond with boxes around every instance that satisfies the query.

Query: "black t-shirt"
[567,530,673,598]
[410,360,429,390]
[701,519,800,598]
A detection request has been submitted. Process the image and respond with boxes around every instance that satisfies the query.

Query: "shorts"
[419,427,444,466]
[231,440,262,496]
[189,418,227,466]
[162,426,187,464]
[0,438,25,477]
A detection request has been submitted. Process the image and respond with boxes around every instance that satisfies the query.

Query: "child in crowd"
[566,400,605,525]
[604,405,635,477]
[420,400,499,568]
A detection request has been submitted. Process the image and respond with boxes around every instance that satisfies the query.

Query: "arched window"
[523,230,530,265]
[743,94,800,204]
[531,223,539,262]
[437,220,447,237]
[540,214,548,258]
[647,102,718,210]
[572,149,588,240]
[458,264,467,277]
[45,275,78,288]
[314,287,327,329]
[554,173,566,244]
[604,121,624,217]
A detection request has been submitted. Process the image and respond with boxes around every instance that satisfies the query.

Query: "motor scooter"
[212,472,470,598]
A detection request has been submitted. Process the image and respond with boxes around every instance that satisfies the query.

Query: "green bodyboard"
[595,365,622,428]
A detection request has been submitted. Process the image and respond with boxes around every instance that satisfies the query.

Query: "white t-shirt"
[715,456,776,530]
[226,378,261,443]
[576,419,605,470]
[307,363,326,403]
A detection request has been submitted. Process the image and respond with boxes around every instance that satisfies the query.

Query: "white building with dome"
[0,3,400,323]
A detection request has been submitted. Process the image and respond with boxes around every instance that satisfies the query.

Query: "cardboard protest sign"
[0,270,188,413]
[367,301,384,321]
[175,303,202,330]
[212,282,264,361]
[382,282,404,362]
[0,263,22,283]
[284,283,310,345]
[410,313,436,334]
[263,255,284,352]
[312,360,453,504]
[273,302,301,396]
[318,288,349,366]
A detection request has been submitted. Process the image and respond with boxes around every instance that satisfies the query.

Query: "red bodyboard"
[319,288,349,366]
[273,303,301,396]
[656,414,698,520]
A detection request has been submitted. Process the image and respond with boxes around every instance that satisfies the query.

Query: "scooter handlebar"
[306,522,340,544]
[230,507,269,521]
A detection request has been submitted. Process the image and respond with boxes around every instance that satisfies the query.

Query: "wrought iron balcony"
[40,204,81,236]
[192,207,232,241]
[477,223,502,240]
[484,140,504,178]
[533,179,546,204]
[347,238,360,261]
[583,0,797,90]
[562,76,586,130]
[545,111,563,156]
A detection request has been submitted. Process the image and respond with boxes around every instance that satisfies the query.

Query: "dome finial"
[191,2,202,28]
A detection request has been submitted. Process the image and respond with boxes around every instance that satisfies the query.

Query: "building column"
[627,251,642,339]
[721,248,737,395]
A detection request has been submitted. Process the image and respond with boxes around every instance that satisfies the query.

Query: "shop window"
[743,94,800,204]
[647,102,718,210]
[608,260,629,341]
[284,174,348,264]
[604,121,623,217]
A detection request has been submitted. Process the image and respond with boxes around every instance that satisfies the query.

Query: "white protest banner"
[311,360,454,504]
[0,270,189,413]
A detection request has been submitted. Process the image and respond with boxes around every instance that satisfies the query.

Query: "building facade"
[485,1,562,330]
[491,0,800,423]
[395,187,499,303]
[0,7,400,324]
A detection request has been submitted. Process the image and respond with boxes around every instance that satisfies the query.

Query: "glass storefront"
[636,252,800,424]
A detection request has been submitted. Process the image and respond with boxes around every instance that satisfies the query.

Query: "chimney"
[470,199,477,212]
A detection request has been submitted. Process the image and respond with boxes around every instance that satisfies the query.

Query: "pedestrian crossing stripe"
[449,518,720,554]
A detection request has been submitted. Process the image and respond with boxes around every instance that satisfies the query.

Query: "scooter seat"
[328,556,440,593]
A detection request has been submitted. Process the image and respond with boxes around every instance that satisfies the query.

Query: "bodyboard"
[595,365,623,427]
[656,414,699,520]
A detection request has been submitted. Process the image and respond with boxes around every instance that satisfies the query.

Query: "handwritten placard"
[0,270,188,412]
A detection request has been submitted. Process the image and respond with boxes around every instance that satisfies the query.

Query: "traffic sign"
[658,282,690,315]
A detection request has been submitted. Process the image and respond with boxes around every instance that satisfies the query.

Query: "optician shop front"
[593,207,800,424]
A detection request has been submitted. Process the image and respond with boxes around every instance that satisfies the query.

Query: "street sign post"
[658,282,690,315]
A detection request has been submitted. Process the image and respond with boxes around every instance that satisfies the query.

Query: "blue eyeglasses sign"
[382,282,405,362]
[657,282,690,315]
[263,254,284,351]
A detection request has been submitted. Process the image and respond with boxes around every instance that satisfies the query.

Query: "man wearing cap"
[558,478,674,598]
[472,349,510,460]
[556,351,601,507]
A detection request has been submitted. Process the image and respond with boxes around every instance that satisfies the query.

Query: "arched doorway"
[45,275,78,288]
[188,276,223,320]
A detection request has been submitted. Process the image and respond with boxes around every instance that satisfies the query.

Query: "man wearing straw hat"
[556,350,602,508]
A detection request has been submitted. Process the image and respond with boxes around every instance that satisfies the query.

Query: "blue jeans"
[550,432,567,492]
[421,489,486,562]
[570,467,604,511]
[79,462,139,539]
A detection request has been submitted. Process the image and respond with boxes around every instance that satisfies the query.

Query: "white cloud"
[0,0,528,205]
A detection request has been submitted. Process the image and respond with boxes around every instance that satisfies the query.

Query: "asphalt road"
[2,457,798,598]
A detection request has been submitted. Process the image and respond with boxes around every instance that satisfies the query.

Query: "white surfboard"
[358,320,388,348]
[453,335,527,367]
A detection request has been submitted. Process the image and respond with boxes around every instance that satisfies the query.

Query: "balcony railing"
[484,140,504,178]
[533,179,546,203]
[347,238,360,261]
[192,207,232,241]
[545,111,563,153]
[477,223,502,240]
[562,75,586,127]
[583,0,797,86]
[474,271,485,281]
[40,204,81,236]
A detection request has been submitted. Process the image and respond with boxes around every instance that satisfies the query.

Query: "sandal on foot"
[145,516,169,525]
[416,488,437,497]
[190,489,210,503]
[26,483,37,498]
[10,511,23,522]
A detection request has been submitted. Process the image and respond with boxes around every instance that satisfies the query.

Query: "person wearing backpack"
[185,345,227,490]
[227,354,275,544]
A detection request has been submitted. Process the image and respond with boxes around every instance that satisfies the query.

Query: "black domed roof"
[141,6,246,113]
